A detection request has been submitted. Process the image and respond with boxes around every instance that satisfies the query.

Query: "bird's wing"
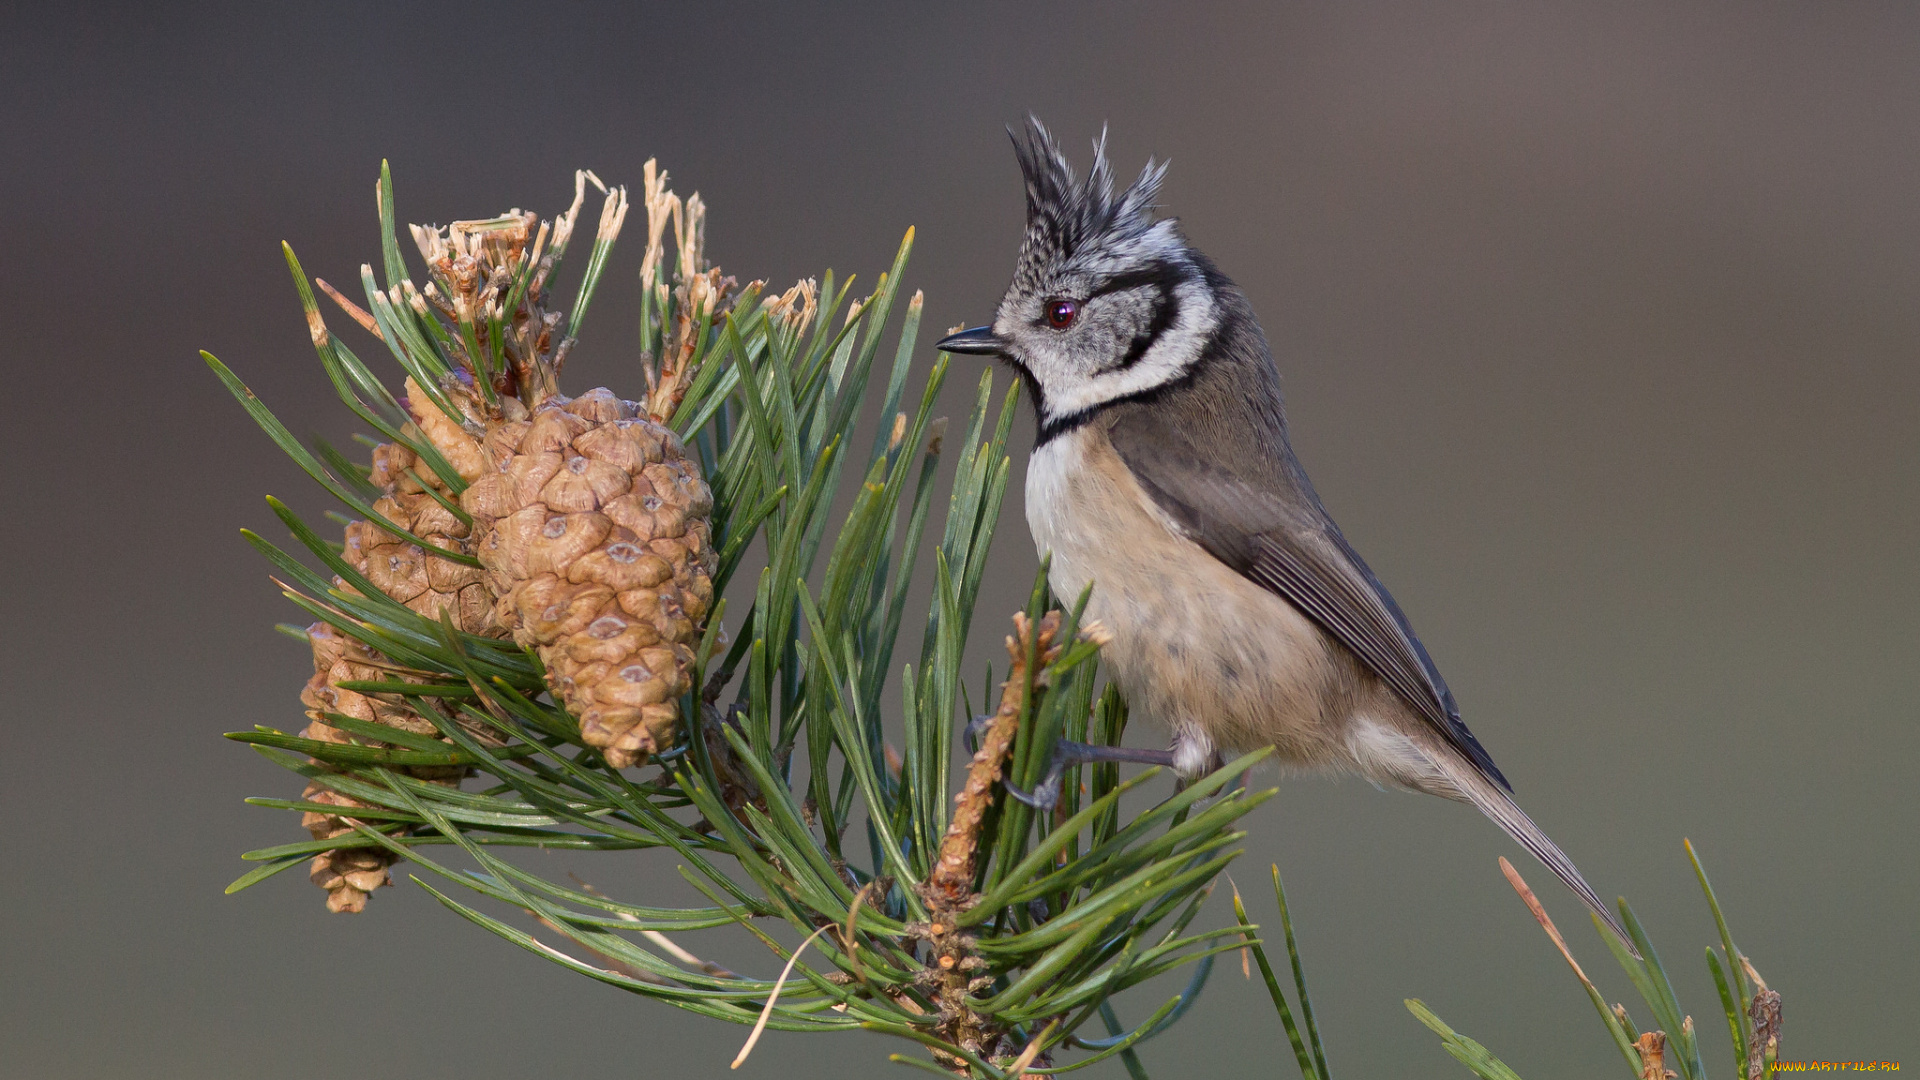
[1107,410,1510,790]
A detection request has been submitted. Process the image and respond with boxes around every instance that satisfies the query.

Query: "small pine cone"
[460,388,716,767]
[301,776,392,913]
[293,419,498,912]
[330,437,494,781]
[298,622,400,912]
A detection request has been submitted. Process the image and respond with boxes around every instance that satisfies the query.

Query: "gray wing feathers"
[1107,409,1510,790]
[1246,536,1447,733]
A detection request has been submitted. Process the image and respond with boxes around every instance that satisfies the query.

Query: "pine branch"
[216,162,1275,1078]
[927,610,1062,906]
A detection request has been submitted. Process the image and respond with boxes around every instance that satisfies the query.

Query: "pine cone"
[274,164,721,908]
[297,420,497,912]
[297,622,399,912]
[460,388,716,767]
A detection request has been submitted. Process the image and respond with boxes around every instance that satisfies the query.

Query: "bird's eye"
[1045,298,1078,330]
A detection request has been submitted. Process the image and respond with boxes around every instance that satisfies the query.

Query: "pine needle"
[316,277,384,339]
[732,923,833,1069]
[1008,1018,1059,1078]
[1499,856,1595,986]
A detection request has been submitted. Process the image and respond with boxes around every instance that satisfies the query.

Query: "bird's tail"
[1438,753,1640,958]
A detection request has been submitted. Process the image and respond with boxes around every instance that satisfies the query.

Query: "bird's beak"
[936,326,1011,357]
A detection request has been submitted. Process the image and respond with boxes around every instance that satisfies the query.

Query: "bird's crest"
[1011,118,1170,291]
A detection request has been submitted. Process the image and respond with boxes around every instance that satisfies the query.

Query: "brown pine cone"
[460,388,716,768]
[296,622,399,912]
[296,418,499,912]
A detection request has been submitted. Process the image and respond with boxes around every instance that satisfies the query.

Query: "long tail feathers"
[1445,757,1642,959]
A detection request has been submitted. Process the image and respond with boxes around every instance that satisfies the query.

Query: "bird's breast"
[1024,429,1361,766]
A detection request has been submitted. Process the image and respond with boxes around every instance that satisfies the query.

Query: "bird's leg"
[1002,740,1177,811]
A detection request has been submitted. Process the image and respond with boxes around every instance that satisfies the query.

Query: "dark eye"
[1045,298,1078,330]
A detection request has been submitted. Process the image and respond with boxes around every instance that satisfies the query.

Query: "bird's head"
[938,119,1223,431]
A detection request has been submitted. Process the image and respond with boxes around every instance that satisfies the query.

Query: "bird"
[936,119,1634,950]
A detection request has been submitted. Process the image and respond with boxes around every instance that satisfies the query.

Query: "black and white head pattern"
[993,119,1222,438]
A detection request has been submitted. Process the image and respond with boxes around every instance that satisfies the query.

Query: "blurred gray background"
[3,2,1916,1076]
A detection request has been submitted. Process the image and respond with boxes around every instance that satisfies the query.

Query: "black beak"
[936,325,1011,356]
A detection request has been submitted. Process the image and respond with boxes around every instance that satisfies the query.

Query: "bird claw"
[1002,763,1068,811]
[962,714,996,755]
[1000,739,1178,811]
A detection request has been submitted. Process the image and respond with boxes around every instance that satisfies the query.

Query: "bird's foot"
[1002,739,1177,811]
